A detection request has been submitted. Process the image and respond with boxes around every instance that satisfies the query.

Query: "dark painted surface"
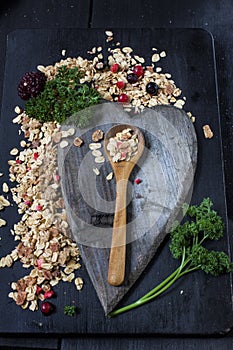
[0,0,233,349]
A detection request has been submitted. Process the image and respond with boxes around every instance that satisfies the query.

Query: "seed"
[67,128,75,136]
[14,106,21,114]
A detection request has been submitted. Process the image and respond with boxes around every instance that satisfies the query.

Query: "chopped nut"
[93,168,100,176]
[106,172,113,181]
[203,125,213,139]
[92,129,104,142]
[61,49,66,56]
[73,137,83,147]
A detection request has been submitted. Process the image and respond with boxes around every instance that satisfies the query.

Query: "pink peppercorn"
[24,200,31,206]
[33,152,39,160]
[16,159,21,164]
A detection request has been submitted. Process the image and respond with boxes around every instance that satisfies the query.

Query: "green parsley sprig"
[25,66,101,126]
[109,198,233,317]
[64,305,77,316]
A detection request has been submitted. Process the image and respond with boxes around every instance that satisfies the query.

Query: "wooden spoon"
[104,124,145,286]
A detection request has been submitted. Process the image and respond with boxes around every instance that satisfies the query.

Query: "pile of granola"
[0,30,196,313]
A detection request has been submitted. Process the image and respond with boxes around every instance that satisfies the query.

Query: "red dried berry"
[37,258,44,270]
[24,200,31,206]
[111,63,119,73]
[36,286,43,295]
[35,204,43,211]
[116,81,125,89]
[118,93,129,103]
[18,71,47,100]
[133,65,144,77]
[134,178,142,185]
[16,159,21,164]
[44,290,55,299]
[41,301,54,316]
[33,152,39,160]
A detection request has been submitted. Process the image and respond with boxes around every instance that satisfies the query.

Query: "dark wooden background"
[0,1,233,349]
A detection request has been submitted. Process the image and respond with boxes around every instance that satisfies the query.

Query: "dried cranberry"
[116,81,125,89]
[118,94,129,103]
[110,63,119,73]
[36,286,43,295]
[44,290,55,299]
[133,65,144,77]
[41,301,54,316]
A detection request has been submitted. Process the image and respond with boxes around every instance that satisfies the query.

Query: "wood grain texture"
[0,28,231,336]
[59,103,197,314]
[61,337,233,350]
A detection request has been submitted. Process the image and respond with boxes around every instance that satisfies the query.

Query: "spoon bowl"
[104,124,145,286]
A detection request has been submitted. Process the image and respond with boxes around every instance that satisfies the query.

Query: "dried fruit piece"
[111,63,119,73]
[18,71,46,100]
[41,301,54,315]
[118,94,129,103]
[92,129,104,142]
[73,137,83,147]
[134,178,142,185]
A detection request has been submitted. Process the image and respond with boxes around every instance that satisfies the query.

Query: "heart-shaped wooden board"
[57,102,197,314]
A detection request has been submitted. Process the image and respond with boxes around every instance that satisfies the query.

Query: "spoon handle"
[108,179,127,286]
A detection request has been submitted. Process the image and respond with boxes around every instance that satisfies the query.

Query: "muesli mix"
[0,30,209,314]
